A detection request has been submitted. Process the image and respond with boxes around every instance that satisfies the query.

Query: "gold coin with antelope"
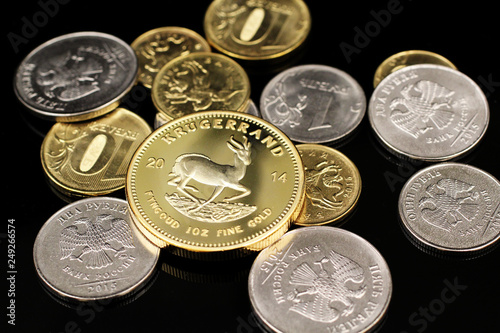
[126,111,304,255]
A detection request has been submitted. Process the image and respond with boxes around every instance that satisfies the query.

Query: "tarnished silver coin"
[368,64,489,161]
[14,32,138,122]
[33,197,159,301]
[248,226,392,333]
[260,65,366,144]
[399,162,500,254]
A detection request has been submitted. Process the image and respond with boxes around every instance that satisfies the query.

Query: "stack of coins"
[15,0,499,330]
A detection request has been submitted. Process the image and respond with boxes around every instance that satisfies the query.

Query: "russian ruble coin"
[33,197,160,301]
[248,226,392,333]
[151,52,251,121]
[14,32,138,122]
[203,0,311,61]
[368,64,489,161]
[131,26,211,89]
[295,144,361,226]
[126,111,305,257]
[260,64,366,144]
[41,108,151,197]
[398,162,500,254]
[373,50,457,87]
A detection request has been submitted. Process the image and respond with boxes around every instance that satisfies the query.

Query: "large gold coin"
[203,0,311,61]
[373,50,457,87]
[131,26,211,89]
[126,111,305,255]
[294,144,361,226]
[151,52,251,121]
[41,108,152,197]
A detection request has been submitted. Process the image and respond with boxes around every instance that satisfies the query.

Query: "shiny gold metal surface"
[41,108,152,197]
[373,50,457,87]
[131,26,211,89]
[126,111,305,255]
[294,144,361,226]
[151,52,250,121]
[203,0,311,60]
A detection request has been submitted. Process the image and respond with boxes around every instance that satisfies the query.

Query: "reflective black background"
[4,1,499,332]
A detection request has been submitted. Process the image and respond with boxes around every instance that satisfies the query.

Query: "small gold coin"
[294,144,361,226]
[203,0,311,61]
[131,26,211,89]
[373,50,457,87]
[41,108,152,197]
[151,52,251,121]
[126,111,305,255]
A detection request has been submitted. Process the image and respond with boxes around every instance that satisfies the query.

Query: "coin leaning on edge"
[248,226,392,333]
[126,110,305,257]
[33,197,160,301]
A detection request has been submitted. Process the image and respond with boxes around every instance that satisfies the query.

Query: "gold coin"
[373,50,457,87]
[151,52,251,121]
[126,111,305,255]
[294,144,361,226]
[131,26,211,89]
[41,108,152,197]
[203,0,311,61]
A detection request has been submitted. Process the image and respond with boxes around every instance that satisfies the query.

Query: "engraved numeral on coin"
[231,7,290,48]
[186,226,209,237]
[271,171,287,183]
[146,157,165,169]
[308,95,332,131]
[69,132,134,180]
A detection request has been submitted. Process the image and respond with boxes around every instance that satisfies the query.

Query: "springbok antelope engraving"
[168,135,252,211]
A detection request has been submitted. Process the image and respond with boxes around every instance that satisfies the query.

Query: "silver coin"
[399,162,500,253]
[248,226,392,333]
[260,64,366,143]
[244,99,261,117]
[14,32,138,122]
[33,197,160,301]
[368,64,489,161]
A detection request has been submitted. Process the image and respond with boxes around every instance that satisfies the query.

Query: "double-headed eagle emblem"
[390,80,455,138]
[419,178,480,232]
[59,214,135,269]
[287,250,366,323]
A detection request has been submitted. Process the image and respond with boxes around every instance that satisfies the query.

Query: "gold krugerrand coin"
[373,50,457,87]
[126,111,305,256]
[294,144,361,226]
[131,26,211,89]
[41,107,152,197]
[151,52,251,121]
[203,0,311,61]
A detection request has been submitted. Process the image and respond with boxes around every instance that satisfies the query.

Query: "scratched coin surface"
[203,0,311,60]
[151,52,250,121]
[260,64,366,144]
[295,144,361,226]
[41,108,151,197]
[248,226,392,333]
[131,26,211,89]
[368,64,489,161]
[14,31,138,122]
[399,162,500,253]
[126,111,304,254]
[373,50,457,87]
[33,197,160,301]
